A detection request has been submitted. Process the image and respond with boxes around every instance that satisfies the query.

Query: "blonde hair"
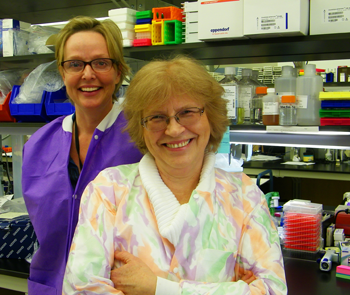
[122,55,229,154]
[55,16,129,100]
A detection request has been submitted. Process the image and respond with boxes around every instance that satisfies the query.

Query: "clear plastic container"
[250,86,267,125]
[237,68,260,124]
[283,200,323,252]
[262,88,279,125]
[220,67,239,126]
[279,95,297,126]
[274,65,297,97]
[296,64,323,125]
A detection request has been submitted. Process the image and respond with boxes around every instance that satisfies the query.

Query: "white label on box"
[325,7,350,23]
[222,85,237,120]
[258,14,287,31]
[297,95,308,109]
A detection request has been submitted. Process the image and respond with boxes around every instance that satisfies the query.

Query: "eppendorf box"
[198,0,245,41]
[244,0,309,38]
[310,0,350,35]
[0,214,37,259]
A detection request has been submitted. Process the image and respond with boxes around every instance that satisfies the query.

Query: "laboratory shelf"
[229,125,350,149]
[0,122,45,135]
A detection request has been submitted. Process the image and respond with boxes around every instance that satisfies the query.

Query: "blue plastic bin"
[9,85,50,122]
[44,87,75,120]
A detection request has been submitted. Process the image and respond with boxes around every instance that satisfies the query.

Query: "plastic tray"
[9,85,50,122]
[320,117,350,126]
[164,20,183,45]
[133,38,152,47]
[319,109,350,118]
[321,100,350,108]
[44,87,75,120]
[0,91,16,122]
[136,10,153,19]
[319,91,350,100]
[136,18,152,25]
[152,7,184,22]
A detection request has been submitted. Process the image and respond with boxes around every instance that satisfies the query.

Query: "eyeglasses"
[60,58,117,74]
[141,107,205,132]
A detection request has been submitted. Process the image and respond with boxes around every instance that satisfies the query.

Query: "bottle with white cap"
[220,67,239,126]
[262,88,279,125]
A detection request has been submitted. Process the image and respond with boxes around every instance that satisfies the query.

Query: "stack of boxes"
[182,1,201,44]
[0,19,31,57]
[151,6,184,46]
[133,10,153,47]
[336,265,350,281]
[319,92,350,126]
[108,8,136,47]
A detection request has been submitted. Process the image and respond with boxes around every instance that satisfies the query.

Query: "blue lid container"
[9,85,50,122]
[44,87,75,120]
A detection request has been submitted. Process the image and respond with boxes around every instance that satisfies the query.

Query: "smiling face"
[143,95,211,175]
[61,31,121,116]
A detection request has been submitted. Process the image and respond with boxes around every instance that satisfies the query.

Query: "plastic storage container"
[250,86,267,124]
[296,64,323,125]
[279,95,297,125]
[0,91,16,122]
[274,65,297,97]
[283,200,323,252]
[220,67,239,126]
[262,88,279,125]
[9,85,49,122]
[44,87,75,120]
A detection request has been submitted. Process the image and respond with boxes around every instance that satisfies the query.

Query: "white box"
[198,0,245,41]
[184,12,198,23]
[182,1,199,13]
[243,0,309,38]
[185,22,199,34]
[1,19,31,57]
[310,0,350,35]
[108,8,137,17]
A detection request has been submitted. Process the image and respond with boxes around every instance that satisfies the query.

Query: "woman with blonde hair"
[22,16,142,295]
[63,56,287,295]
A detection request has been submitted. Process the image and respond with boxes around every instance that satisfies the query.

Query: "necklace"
[73,114,83,171]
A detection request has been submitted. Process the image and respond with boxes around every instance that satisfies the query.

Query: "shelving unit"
[1,29,350,199]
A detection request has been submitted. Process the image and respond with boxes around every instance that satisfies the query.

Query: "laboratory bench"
[1,254,350,295]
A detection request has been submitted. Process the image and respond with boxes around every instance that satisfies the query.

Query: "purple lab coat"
[22,104,143,295]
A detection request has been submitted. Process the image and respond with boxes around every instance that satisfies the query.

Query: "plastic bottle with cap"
[279,95,297,126]
[262,88,279,125]
[296,64,323,125]
[220,67,239,126]
[274,65,297,98]
[237,68,260,124]
[250,86,267,124]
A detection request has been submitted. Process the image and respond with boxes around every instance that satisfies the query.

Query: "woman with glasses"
[22,16,142,295]
[63,56,287,295]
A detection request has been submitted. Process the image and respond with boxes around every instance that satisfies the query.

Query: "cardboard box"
[1,19,31,57]
[198,0,245,41]
[244,0,309,38]
[310,0,350,35]
[0,214,37,259]
[339,241,350,266]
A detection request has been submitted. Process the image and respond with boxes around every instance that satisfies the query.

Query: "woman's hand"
[234,266,257,284]
[111,251,157,295]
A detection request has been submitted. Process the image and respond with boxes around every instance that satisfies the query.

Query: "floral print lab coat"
[63,152,287,295]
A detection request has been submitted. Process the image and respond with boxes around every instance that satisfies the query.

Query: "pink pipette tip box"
[336,265,350,276]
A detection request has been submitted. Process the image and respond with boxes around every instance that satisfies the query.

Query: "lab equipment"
[320,249,336,271]
[283,200,323,252]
